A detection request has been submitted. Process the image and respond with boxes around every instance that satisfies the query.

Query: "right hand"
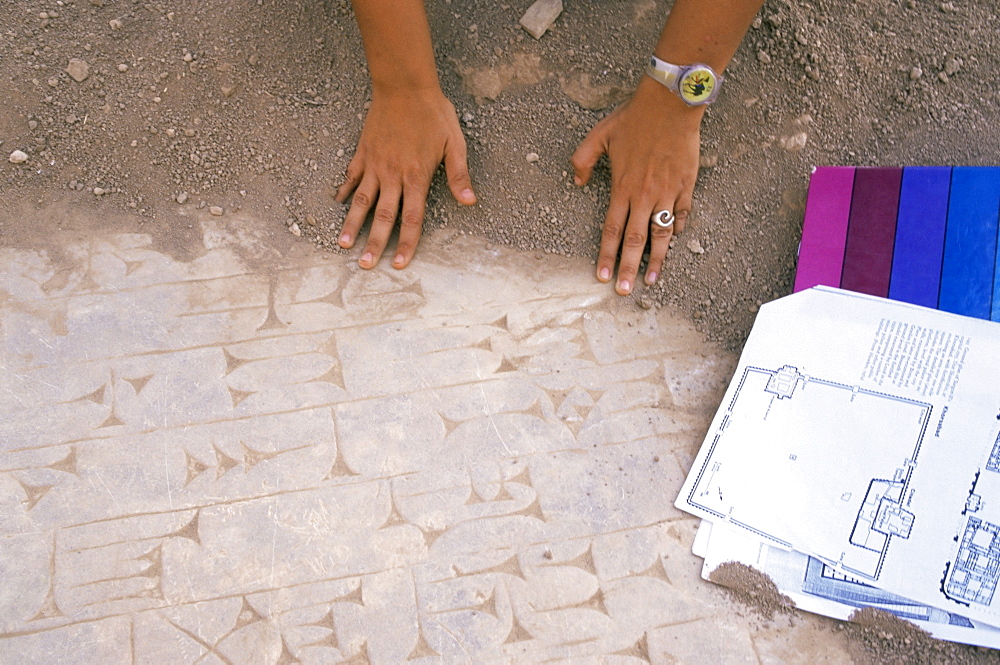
[335,87,477,270]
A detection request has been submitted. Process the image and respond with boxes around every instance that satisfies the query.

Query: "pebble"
[289,223,302,237]
[118,63,129,72]
[944,57,962,75]
[176,192,189,204]
[526,152,540,163]
[779,132,808,152]
[109,18,123,30]
[909,66,923,80]
[757,50,772,64]
[519,0,563,39]
[209,206,224,216]
[699,154,719,169]
[9,150,29,164]
[687,239,705,255]
[93,187,107,196]
[66,58,91,83]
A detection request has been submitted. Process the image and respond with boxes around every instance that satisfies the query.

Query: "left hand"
[571,77,705,295]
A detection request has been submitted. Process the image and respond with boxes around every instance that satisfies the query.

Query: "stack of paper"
[675,287,1000,647]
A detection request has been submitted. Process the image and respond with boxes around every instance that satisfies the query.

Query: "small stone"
[336,148,345,158]
[93,187,106,196]
[305,214,317,226]
[519,0,563,39]
[938,71,949,83]
[757,50,772,64]
[47,77,59,88]
[176,192,189,204]
[66,58,91,82]
[779,131,808,152]
[289,223,302,237]
[526,152,540,163]
[9,150,29,164]
[109,18,123,29]
[118,63,129,72]
[638,295,653,310]
[209,206,224,216]
[909,66,923,80]
[687,239,705,255]
[699,154,718,169]
[221,84,237,98]
[945,57,962,75]
[28,120,38,130]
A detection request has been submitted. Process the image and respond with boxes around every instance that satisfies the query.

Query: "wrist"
[371,78,445,101]
[633,75,706,124]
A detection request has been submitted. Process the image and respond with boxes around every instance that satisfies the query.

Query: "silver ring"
[651,210,675,229]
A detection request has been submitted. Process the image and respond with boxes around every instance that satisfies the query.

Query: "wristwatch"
[645,55,723,106]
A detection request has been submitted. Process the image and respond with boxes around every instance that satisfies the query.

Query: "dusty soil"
[1,0,998,349]
[709,560,795,621]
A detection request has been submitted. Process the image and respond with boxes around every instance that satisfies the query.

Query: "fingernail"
[646,272,658,285]
[393,254,405,267]
[361,252,373,264]
[599,267,611,281]
[573,176,583,186]
[461,188,475,202]
[618,279,631,294]
[339,233,351,246]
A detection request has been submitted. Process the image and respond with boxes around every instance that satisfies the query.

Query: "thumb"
[444,138,477,206]
[570,125,607,186]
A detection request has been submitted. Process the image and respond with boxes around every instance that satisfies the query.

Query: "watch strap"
[646,56,683,92]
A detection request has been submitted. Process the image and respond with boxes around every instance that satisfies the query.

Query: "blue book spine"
[888,167,952,309]
[939,167,1000,319]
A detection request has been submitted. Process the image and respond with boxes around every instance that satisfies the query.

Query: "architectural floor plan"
[686,364,929,581]
[677,287,1000,626]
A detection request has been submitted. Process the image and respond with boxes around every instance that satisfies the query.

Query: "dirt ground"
[1,0,998,349]
[1,1,999,659]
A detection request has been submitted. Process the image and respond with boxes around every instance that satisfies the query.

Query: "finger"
[672,189,693,235]
[596,194,629,284]
[339,174,378,249]
[335,153,364,204]
[645,205,676,285]
[444,138,477,205]
[392,170,431,269]
[614,203,652,296]
[359,182,401,269]
[571,124,607,187]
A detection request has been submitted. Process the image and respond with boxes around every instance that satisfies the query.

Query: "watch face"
[679,66,718,105]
